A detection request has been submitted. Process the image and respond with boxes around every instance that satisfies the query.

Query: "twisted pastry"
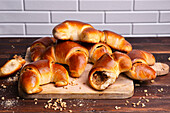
[19,60,69,94]
[125,49,156,81]
[42,41,89,78]
[81,42,112,63]
[53,20,132,52]
[88,52,132,90]
[30,37,56,61]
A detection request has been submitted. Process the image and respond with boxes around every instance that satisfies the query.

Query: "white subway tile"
[52,12,104,23]
[123,34,157,37]
[160,11,170,22]
[106,12,158,23]
[80,0,132,11]
[0,11,50,23]
[92,24,131,35]
[133,23,170,34]
[25,0,77,10]
[135,0,170,10]
[0,24,24,35]
[0,0,22,10]
[26,24,56,35]
[0,35,52,38]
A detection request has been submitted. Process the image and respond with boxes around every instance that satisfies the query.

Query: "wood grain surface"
[0,37,170,113]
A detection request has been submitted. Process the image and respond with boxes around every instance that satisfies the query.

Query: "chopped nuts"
[35,102,38,104]
[135,84,140,87]
[68,110,73,112]
[141,103,145,107]
[144,90,147,93]
[1,97,5,100]
[151,80,155,83]
[145,99,149,103]
[168,57,170,61]
[115,106,121,110]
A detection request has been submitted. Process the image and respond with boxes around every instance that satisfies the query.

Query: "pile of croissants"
[0,20,156,94]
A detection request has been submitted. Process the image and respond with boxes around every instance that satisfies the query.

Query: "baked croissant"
[42,41,89,78]
[0,55,25,77]
[30,37,56,61]
[125,49,156,81]
[19,60,69,94]
[88,52,132,90]
[53,20,132,52]
[81,42,112,63]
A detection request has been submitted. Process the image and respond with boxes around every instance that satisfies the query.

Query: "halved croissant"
[125,49,156,81]
[88,52,132,90]
[0,55,25,77]
[53,20,132,52]
[42,41,89,78]
[19,60,69,94]
[30,37,56,61]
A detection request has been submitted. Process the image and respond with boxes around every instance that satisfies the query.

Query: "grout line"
[22,0,25,11]
[24,23,27,35]
[133,0,135,11]
[77,0,80,12]
[50,11,52,23]
[131,23,134,35]
[158,11,160,23]
[104,11,106,24]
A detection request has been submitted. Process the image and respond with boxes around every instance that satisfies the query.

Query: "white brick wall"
[0,0,170,37]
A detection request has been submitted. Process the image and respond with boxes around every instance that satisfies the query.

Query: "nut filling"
[92,71,116,90]
[93,71,109,85]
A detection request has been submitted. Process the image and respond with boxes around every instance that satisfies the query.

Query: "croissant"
[81,42,112,63]
[53,20,132,52]
[127,49,155,65]
[88,52,132,90]
[0,55,25,77]
[125,49,156,81]
[30,37,56,61]
[42,41,89,78]
[19,60,69,94]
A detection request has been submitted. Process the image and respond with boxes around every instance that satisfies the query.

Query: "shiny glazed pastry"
[30,37,56,61]
[88,52,132,90]
[82,42,112,63]
[19,60,69,94]
[53,20,132,52]
[42,41,89,78]
[125,49,156,81]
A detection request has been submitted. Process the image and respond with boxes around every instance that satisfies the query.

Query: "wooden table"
[0,37,169,113]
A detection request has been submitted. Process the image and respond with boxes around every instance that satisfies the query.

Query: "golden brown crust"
[88,43,112,63]
[89,54,118,90]
[30,37,56,61]
[128,49,155,66]
[125,63,156,81]
[111,51,132,73]
[53,20,132,52]
[89,52,132,90]
[103,30,132,53]
[42,41,89,78]
[19,60,69,94]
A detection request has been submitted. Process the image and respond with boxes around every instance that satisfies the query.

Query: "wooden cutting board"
[19,47,134,99]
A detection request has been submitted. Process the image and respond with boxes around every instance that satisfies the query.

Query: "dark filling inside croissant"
[92,71,109,86]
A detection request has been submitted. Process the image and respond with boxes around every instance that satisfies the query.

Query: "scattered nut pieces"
[35,102,38,104]
[1,97,5,100]
[151,80,155,83]
[135,84,140,87]
[79,103,83,107]
[168,57,170,61]
[145,99,149,103]
[144,90,147,93]
[68,110,73,112]
[141,103,145,107]
[115,106,121,110]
